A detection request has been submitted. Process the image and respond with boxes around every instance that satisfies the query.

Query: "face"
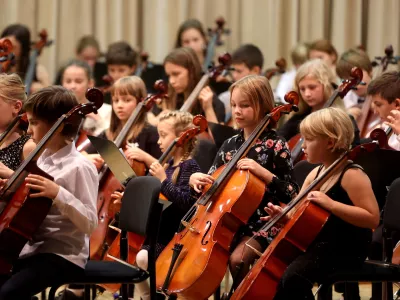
[112,93,138,122]
[62,65,92,103]
[108,64,135,82]
[181,28,206,57]
[0,98,21,130]
[232,63,259,82]
[371,94,400,121]
[298,75,325,111]
[157,119,176,153]
[230,88,257,129]
[164,62,189,94]
[3,35,21,58]
[26,112,53,144]
[77,46,99,68]
[309,50,336,67]
[302,136,331,164]
[353,69,371,98]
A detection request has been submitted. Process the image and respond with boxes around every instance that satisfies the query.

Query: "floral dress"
[207,129,299,249]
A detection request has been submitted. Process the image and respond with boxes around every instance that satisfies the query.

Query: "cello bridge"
[181,221,200,234]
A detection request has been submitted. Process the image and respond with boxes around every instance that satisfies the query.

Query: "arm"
[22,139,36,159]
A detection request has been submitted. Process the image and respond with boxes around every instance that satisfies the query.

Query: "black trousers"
[0,253,84,300]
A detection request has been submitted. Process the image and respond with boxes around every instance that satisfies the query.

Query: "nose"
[27,124,32,135]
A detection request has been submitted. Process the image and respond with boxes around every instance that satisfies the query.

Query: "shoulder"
[341,165,371,190]
[303,165,321,187]
[64,149,98,178]
[181,158,201,170]
[98,103,112,116]
[22,138,36,158]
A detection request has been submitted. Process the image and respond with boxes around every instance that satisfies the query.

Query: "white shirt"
[388,132,400,151]
[83,103,112,136]
[218,91,232,123]
[19,143,99,268]
[343,90,360,109]
[276,68,296,103]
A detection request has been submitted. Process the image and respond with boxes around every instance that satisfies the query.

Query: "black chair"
[318,178,400,300]
[47,176,163,300]
[292,160,319,188]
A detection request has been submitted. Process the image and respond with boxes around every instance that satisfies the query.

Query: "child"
[261,107,379,299]
[114,111,201,300]
[277,59,360,146]
[189,75,298,288]
[0,86,99,300]
[308,39,338,80]
[84,76,161,169]
[61,59,112,136]
[0,73,36,178]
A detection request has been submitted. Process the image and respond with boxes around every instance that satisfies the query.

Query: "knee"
[136,249,149,270]
[229,252,242,270]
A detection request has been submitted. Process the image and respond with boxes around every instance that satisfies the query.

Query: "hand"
[385,109,400,135]
[307,191,335,212]
[189,172,214,193]
[0,178,8,191]
[25,174,60,199]
[125,146,148,163]
[149,161,167,182]
[85,154,104,170]
[111,191,124,204]
[260,202,288,224]
[198,86,214,111]
[0,161,13,179]
[237,158,273,181]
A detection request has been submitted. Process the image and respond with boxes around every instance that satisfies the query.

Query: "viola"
[264,58,287,80]
[156,92,299,300]
[89,80,168,260]
[100,115,208,292]
[0,38,15,73]
[289,67,363,164]
[0,88,102,277]
[230,136,381,300]
[25,29,53,95]
[0,114,28,149]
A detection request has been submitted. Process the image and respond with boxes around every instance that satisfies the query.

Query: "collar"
[40,142,75,165]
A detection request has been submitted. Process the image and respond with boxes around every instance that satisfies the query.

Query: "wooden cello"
[156,92,299,300]
[89,80,168,259]
[0,88,102,277]
[230,138,381,300]
[24,29,53,95]
[289,67,363,164]
[0,114,28,149]
[264,58,287,80]
[0,38,15,73]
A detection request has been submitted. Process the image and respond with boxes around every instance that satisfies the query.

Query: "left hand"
[125,146,148,163]
[385,109,400,135]
[307,191,335,212]
[0,161,13,179]
[149,161,167,182]
[25,174,60,199]
[237,158,272,180]
[198,86,214,111]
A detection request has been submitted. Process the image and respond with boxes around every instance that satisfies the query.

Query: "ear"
[394,98,400,109]
[130,65,136,74]
[88,78,95,88]
[327,137,336,151]
[13,100,23,115]
[250,66,261,75]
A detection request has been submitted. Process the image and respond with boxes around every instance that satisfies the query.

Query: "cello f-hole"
[201,221,212,245]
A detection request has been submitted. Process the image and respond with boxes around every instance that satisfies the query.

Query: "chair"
[292,160,319,188]
[47,176,163,300]
[318,178,400,300]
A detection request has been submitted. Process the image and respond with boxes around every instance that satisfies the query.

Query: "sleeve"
[267,139,299,204]
[207,139,229,175]
[53,162,99,234]
[212,94,226,123]
[161,160,201,211]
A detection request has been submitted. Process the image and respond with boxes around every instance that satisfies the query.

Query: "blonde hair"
[229,75,275,123]
[0,73,26,105]
[300,107,354,153]
[108,76,147,141]
[294,59,344,114]
[159,111,197,184]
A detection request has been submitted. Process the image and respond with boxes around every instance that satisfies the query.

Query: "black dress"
[0,135,30,172]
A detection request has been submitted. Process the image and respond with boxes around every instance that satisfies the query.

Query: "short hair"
[106,41,137,67]
[24,86,80,139]
[300,107,354,153]
[76,35,100,55]
[231,44,264,70]
[336,48,372,79]
[0,73,26,105]
[229,75,274,122]
[175,19,207,48]
[367,71,400,104]
[309,39,338,63]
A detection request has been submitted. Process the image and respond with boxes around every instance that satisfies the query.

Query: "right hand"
[0,161,13,179]
[260,202,289,224]
[87,154,104,170]
[0,178,8,191]
[111,191,124,204]
[189,172,215,193]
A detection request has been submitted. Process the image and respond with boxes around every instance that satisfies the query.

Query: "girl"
[61,59,112,137]
[0,86,98,300]
[149,47,225,125]
[309,39,338,79]
[263,107,379,300]
[0,73,36,179]
[189,75,298,288]
[1,24,50,93]
[277,59,360,145]
[112,111,201,300]
[85,76,161,169]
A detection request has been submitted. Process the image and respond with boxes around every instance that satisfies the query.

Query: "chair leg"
[48,286,62,300]
[41,289,47,300]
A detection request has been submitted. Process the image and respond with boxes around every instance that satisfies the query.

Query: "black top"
[0,135,30,172]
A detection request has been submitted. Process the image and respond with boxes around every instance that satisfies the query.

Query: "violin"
[89,80,168,260]
[0,38,15,73]
[264,58,287,80]
[0,88,102,277]
[25,29,53,95]
[0,114,28,149]
[289,67,363,164]
[203,17,230,72]
[230,136,381,300]
[156,92,299,300]
[100,115,208,292]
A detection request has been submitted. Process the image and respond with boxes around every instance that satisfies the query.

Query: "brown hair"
[232,44,264,70]
[175,19,207,48]
[106,41,137,67]
[159,111,197,184]
[24,86,79,139]
[76,35,100,56]
[0,73,26,105]
[108,76,147,141]
[336,48,372,79]
[309,39,338,63]
[61,59,93,82]
[367,71,400,103]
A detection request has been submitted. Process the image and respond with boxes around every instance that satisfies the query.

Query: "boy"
[0,86,98,299]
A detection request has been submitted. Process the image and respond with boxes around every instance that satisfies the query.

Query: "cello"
[89,80,168,259]
[230,137,381,300]
[289,67,363,164]
[0,38,15,73]
[156,92,299,300]
[0,88,102,277]
[264,58,287,80]
[0,114,28,149]
[24,29,53,95]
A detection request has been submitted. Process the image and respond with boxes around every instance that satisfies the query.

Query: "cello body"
[156,166,265,300]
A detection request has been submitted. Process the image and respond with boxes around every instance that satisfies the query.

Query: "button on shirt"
[19,143,99,268]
